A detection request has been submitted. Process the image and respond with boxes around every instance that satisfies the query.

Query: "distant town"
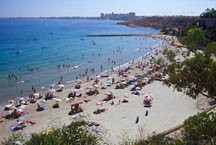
[100,12,137,20]
[0,12,137,20]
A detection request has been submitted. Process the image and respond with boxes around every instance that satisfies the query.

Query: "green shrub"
[25,121,101,145]
[2,121,102,145]
[182,112,216,145]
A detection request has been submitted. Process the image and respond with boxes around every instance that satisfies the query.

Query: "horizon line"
[0,15,199,19]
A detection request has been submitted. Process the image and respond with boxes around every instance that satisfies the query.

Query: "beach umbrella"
[94,84,100,88]
[17,108,23,112]
[135,87,141,90]
[71,89,78,93]
[19,97,25,101]
[49,84,56,87]
[120,82,127,85]
[53,98,62,102]
[58,84,65,88]
[33,93,40,98]
[105,92,112,95]
[144,92,153,101]
[96,102,104,106]
[17,117,25,123]
[76,79,82,83]
[5,104,13,108]
[128,75,136,79]
[87,86,94,89]
[41,86,45,89]
[8,100,14,104]
[71,101,83,106]
[124,94,129,98]
[105,90,113,95]
[49,88,56,93]
[21,100,26,104]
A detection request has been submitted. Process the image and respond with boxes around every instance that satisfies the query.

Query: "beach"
[0,35,206,144]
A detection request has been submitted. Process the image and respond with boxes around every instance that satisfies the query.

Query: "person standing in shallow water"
[100,64,103,72]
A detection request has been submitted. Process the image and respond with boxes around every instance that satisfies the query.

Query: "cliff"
[119,16,199,29]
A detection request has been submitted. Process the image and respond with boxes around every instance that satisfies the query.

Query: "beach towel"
[79,113,87,118]
[41,100,47,103]
[96,102,104,106]
[43,106,48,110]
[24,111,30,116]
[89,122,100,126]
[92,128,100,133]
[72,114,80,120]
[208,100,216,106]
[9,125,26,131]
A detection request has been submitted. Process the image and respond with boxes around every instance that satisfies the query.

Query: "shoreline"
[0,34,205,144]
[0,35,162,108]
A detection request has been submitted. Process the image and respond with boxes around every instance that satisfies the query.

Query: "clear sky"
[0,0,215,17]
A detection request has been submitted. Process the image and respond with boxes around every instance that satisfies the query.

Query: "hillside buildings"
[100,12,136,20]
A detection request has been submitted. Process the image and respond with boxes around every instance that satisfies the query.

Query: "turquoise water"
[0,18,161,102]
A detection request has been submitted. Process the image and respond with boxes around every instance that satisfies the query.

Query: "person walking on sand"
[145,110,149,116]
[135,116,139,124]
[112,77,115,84]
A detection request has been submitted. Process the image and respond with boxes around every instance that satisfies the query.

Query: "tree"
[204,42,216,57]
[182,28,207,53]
[183,112,216,145]
[166,52,216,99]
[200,8,216,18]
[163,49,176,62]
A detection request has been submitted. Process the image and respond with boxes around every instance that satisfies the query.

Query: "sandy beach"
[0,35,206,144]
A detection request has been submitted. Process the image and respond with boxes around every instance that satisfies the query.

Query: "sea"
[0,18,161,103]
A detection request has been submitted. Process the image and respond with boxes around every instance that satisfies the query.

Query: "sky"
[0,0,215,17]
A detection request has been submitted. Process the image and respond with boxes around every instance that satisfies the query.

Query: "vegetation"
[200,8,216,18]
[2,121,102,145]
[165,12,216,99]
[205,42,216,57]
[206,28,216,41]
[182,112,216,145]
[181,28,207,52]
[163,49,176,62]
[120,16,198,30]
[166,52,216,98]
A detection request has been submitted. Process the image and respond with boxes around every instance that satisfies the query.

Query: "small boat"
[15,50,22,54]
[41,46,48,48]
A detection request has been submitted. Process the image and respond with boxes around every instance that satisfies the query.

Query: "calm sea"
[0,18,161,102]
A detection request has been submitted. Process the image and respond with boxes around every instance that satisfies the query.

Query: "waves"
[0,19,161,101]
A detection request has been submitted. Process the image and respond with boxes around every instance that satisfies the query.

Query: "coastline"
[0,35,161,108]
[0,34,205,144]
[0,18,161,101]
